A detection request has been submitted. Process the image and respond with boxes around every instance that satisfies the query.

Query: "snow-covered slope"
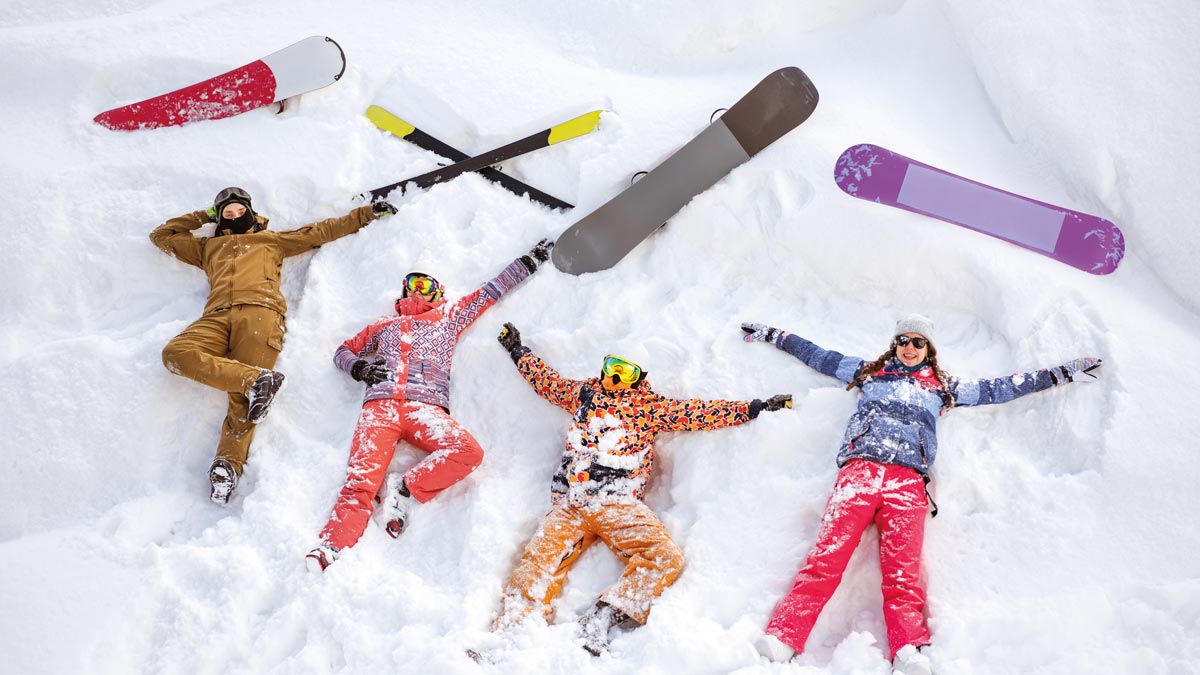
[1,1,1197,674]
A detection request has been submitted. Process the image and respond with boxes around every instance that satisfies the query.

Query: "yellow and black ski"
[359,108,602,205]
[365,106,574,210]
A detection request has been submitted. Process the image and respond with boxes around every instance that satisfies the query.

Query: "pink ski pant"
[766,459,931,658]
[319,399,484,550]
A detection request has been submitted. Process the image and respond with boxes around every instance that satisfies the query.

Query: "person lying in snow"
[489,323,793,655]
[151,186,395,504]
[742,314,1102,675]
[305,240,552,573]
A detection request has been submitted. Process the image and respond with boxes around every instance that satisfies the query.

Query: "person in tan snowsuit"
[150,186,394,503]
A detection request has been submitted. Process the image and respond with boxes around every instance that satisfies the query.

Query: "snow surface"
[2,1,1199,674]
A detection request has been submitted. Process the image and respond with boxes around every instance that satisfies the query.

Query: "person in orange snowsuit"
[490,322,792,655]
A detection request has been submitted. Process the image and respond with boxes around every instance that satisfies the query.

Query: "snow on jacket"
[773,332,1058,475]
[514,349,756,507]
[334,259,531,411]
[150,205,377,317]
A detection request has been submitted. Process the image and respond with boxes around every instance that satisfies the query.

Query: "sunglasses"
[894,335,929,349]
[602,354,643,384]
[404,273,442,297]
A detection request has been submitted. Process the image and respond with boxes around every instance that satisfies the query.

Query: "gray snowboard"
[551,67,819,275]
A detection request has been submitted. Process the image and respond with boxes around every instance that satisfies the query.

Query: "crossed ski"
[359,108,602,205]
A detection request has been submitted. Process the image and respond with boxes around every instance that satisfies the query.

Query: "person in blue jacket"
[742,314,1101,675]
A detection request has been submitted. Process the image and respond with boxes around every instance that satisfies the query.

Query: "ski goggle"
[895,335,929,349]
[213,186,252,206]
[602,354,644,385]
[403,272,443,299]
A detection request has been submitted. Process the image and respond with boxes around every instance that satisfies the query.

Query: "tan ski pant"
[161,305,284,474]
[496,501,685,627]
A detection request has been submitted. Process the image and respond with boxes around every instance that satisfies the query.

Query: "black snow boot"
[578,601,631,656]
[209,458,238,505]
[247,369,286,424]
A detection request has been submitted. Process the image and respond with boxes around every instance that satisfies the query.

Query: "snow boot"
[578,601,631,656]
[305,545,339,573]
[755,633,796,663]
[373,472,414,538]
[208,458,238,505]
[892,645,933,675]
[247,369,286,424]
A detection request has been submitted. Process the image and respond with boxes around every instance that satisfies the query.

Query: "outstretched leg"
[496,504,594,630]
[765,460,883,654]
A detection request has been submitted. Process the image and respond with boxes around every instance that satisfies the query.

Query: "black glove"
[763,394,793,411]
[742,322,783,344]
[498,323,522,352]
[749,394,792,418]
[498,323,529,364]
[519,238,554,273]
[372,201,398,217]
[350,357,394,386]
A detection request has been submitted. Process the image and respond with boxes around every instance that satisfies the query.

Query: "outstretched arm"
[742,322,864,385]
[949,357,1102,407]
[651,395,761,433]
[149,211,208,267]
[447,239,553,336]
[498,323,583,414]
[276,205,380,257]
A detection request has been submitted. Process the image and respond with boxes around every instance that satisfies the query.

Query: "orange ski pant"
[496,501,685,627]
[766,459,931,659]
[319,398,484,550]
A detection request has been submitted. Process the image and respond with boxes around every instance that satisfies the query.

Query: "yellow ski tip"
[548,110,603,145]
[365,105,416,139]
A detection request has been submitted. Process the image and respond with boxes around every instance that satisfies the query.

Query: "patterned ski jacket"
[513,349,758,507]
[334,259,531,411]
[150,206,377,317]
[772,332,1058,475]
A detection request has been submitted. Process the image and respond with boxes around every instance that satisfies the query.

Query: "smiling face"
[894,332,929,368]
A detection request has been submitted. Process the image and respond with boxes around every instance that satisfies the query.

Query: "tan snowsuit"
[150,205,377,473]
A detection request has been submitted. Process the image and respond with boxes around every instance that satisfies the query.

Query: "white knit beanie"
[894,313,935,341]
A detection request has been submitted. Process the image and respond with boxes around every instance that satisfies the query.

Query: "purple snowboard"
[834,144,1124,274]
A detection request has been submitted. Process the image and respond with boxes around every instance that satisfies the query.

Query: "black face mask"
[219,209,257,234]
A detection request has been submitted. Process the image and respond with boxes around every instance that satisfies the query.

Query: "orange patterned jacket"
[515,350,755,507]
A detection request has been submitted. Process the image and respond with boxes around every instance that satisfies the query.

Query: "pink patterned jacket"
[334,259,531,410]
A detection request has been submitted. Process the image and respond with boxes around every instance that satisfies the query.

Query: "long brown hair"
[845,340,955,411]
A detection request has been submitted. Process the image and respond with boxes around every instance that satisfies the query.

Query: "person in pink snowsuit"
[306,239,552,572]
[741,315,1102,673]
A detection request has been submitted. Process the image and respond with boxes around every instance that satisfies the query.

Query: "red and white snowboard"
[94,36,346,131]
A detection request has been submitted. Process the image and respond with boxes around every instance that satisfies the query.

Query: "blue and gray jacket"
[773,332,1058,475]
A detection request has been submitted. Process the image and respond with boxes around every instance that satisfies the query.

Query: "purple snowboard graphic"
[834,144,1124,274]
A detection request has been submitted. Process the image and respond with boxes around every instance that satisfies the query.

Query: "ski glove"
[373,201,398,217]
[520,238,555,274]
[749,394,792,418]
[498,322,530,364]
[350,357,394,386]
[1050,356,1102,385]
[741,322,785,344]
